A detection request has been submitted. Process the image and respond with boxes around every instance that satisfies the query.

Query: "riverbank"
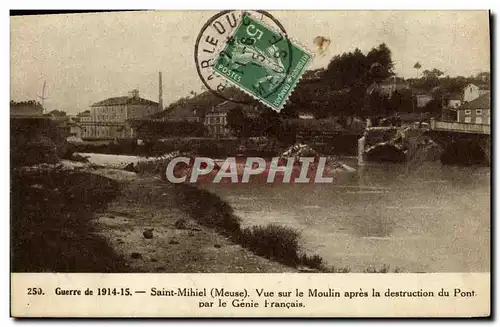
[11,164,295,273]
[14,151,487,273]
[95,176,295,273]
[11,168,127,272]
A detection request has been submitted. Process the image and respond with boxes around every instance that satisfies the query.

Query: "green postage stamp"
[213,12,313,112]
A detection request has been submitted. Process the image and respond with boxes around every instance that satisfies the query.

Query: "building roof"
[412,88,432,96]
[209,100,233,114]
[156,107,200,121]
[381,76,407,85]
[463,83,478,90]
[91,96,158,107]
[463,83,490,91]
[445,92,462,100]
[459,92,490,110]
[207,100,259,115]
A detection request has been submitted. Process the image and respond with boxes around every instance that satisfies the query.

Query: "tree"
[324,47,369,89]
[365,43,394,83]
[367,92,391,116]
[46,109,67,117]
[476,72,490,84]
[423,98,442,115]
[413,62,422,78]
[389,89,414,113]
[324,43,394,88]
[321,43,395,118]
[10,100,43,110]
[422,68,444,80]
[226,107,246,137]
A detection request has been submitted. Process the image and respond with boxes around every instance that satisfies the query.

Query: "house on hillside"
[81,89,160,140]
[204,101,232,138]
[463,83,490,102]
[456,92,490,125]
[443,92,463,109]
[49,115,83,141]
[203,101,259,138]
[413,89,434,108]
[379,76,409,98]
[77,110,91,122]
[366,77,409,99]
[154,104,201,123]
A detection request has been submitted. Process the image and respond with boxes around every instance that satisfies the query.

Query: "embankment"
[11,169,128,272]
[11,163,295,273]
[174,183,334,271]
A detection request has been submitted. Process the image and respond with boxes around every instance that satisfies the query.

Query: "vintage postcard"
[10,10,491,318]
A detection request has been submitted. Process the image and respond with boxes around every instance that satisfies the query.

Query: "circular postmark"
[194,10,294,105]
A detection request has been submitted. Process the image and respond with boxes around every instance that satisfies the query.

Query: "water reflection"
[204,158,490,272]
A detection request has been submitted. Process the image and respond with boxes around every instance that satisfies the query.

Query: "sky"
[10,10,490,115]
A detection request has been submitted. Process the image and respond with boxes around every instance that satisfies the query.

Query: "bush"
[364,264,391,273]
[175,184,332,270]
[11,170,124,272]
[323,266,351,273]
[299,253,324,270]
[239,223,301,266]
[175,184,241,235]
[10,118,70,167]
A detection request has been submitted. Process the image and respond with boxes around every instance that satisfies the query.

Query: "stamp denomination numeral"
[246,25,264,40]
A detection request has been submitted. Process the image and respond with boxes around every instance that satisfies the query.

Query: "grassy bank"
[90,177,295,273]
[174,183,332,271]
[11,167,293,273]
[10,170,128,272]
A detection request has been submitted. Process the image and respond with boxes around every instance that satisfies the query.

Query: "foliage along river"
[202,157,490,272]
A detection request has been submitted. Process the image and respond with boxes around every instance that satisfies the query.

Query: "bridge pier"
[480,138,491,166]
[427,119,490,166]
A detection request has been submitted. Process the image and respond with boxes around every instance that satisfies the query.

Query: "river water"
[203,158,490,272]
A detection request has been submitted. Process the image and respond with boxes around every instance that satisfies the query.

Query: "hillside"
[153,87,257,120]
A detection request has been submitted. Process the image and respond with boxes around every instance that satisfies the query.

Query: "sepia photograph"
[9,9,491,317]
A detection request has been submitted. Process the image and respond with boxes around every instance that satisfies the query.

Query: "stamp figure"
[213,12,313,112]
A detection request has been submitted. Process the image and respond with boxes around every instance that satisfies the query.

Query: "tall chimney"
[158,71,163,111]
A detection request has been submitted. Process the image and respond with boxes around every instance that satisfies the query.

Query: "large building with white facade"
[80,89,160,139]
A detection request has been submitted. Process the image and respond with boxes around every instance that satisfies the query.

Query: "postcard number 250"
[27,287,44,295]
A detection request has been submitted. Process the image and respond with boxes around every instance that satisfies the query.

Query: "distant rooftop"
[91,90,158,107]
[380,76,407,85]
[463,83,490,91]
[209,100,258,115]
[460,92,490,110]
